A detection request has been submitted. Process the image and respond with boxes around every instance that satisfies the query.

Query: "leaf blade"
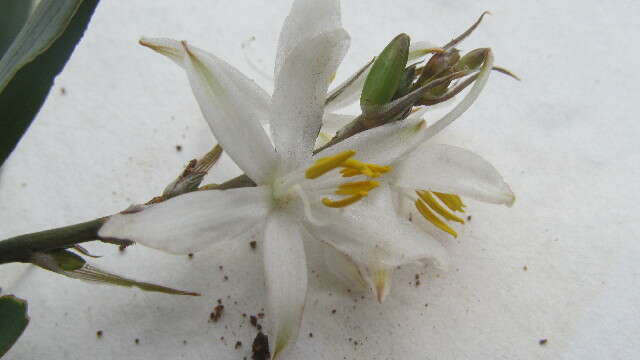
[0,295,30,358]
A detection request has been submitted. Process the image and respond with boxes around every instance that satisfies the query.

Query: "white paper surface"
[1,1,638,359]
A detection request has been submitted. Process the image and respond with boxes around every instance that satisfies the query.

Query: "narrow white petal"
[140,38,279,184]
[275,0,344,78]
[394,144,515,206]
[315,110,428,166]
[307,184,449,271]
[263,211,309,359]
[98,187,272,254]
[271,29,350,171]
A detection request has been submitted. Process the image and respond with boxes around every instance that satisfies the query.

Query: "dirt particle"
[309,332,313,338]
[250,315,258,327]
[250,241,257,250]
[523,265,528,271]
[223,275,229,281]
[331,309,337,314]
[188,253,194,259]
[176,145,182,152]
[251,332,270,360]
[134,338,139,344]
[182,340,187,345]
[235,341,242,349]
[467,215,472,221]
[219,265,224,271]
[96,330,103,338]
[60,87,66,95]
[210,304,224,322]
[257,313,265,319]
[539,339,548,345]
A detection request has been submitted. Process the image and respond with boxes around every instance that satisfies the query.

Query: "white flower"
[312,50,515,302]
[97,0,514,357]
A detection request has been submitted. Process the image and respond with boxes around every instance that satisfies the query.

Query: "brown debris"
[235,341,243,349]
[251,332,270,360]
[250,241,257,250]
[210,304,224,322]
[539,339,548,345]
[176,145,183,152]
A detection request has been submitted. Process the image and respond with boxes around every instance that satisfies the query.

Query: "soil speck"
[251,332,270,360]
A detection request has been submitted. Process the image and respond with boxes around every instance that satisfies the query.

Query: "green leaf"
[0,295,30,358]
[0,0,100,167]
[0,0,34,57]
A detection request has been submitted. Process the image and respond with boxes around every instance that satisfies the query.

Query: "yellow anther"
[335,181,380,195]
[416,190,465,224]
[340,168,362,177]
[433,192,466,212]
[340,159,392,178]
[306,150,356,179]
[322,194,366,208]
[415,199,458,238]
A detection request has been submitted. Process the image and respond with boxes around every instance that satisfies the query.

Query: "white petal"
[98,187,272,254]
[263,211,309,359]
[322,243,369,292]
[394,143,515,206]
[315,110,428,166]
[275,0,344,78]
[140,38,279,184]
[307,184,448,271]
[271,29,350,171]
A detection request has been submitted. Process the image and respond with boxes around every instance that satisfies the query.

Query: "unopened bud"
[417,49,460,84]
[454,48,490,72]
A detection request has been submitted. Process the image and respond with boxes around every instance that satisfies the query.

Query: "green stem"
[0,218,107,265]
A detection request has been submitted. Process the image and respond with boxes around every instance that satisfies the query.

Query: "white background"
[1,0,639,359]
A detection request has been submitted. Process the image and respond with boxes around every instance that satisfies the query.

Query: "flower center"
[414,190,466,237]
[305,150,391,208]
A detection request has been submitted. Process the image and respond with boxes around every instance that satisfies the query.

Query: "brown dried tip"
[443,11,491,50]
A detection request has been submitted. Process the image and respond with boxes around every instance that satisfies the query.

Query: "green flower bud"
[360,33,410,112]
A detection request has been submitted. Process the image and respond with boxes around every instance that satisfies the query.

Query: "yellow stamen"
[322,194,366,208]
[416,190,465,224]
[335,181,380,195]
[433,192,466,212]
[305,150,356,179]
[340,168,361,177]
[415,199,458,238]
[340,159,392,178]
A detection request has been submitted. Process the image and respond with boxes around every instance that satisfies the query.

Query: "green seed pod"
[360,33,410,112]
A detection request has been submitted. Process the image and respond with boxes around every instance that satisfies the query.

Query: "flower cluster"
[98,0,514,358]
